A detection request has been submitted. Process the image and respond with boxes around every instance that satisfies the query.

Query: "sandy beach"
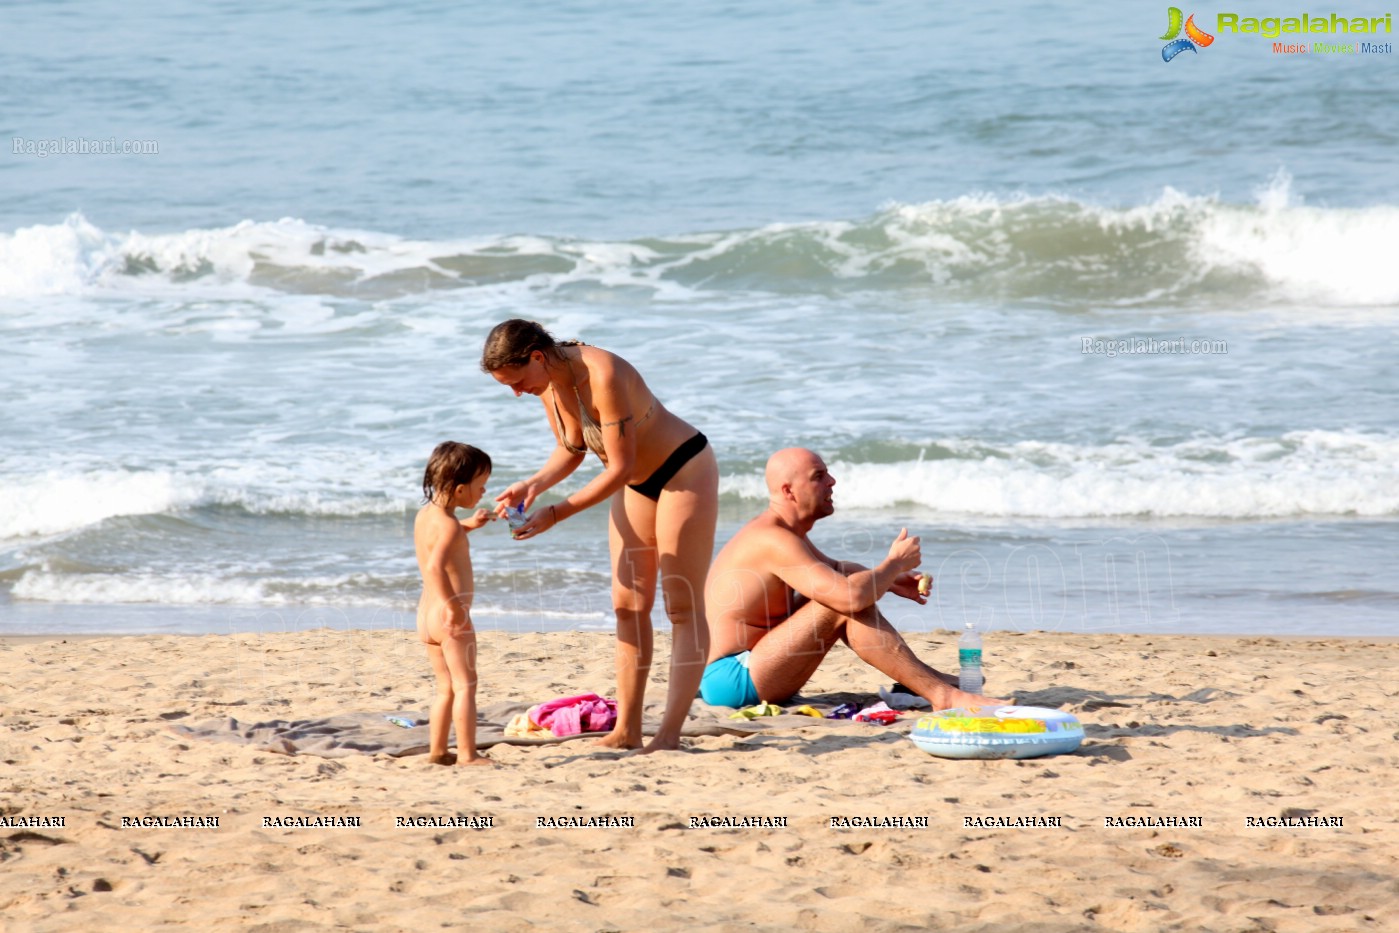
[1,627,1394,932]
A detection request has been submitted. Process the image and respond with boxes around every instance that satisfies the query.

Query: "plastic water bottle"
[958,623,984,695]
[505,502,528,537]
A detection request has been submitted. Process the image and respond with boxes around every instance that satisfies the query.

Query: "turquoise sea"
[3,1,1396,637]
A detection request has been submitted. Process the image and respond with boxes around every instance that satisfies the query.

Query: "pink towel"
[529,693,618,738]
[550,705,582,737]
[585,701,613,733]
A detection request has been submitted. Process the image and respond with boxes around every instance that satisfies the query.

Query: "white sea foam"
[9,569,410,608]
[720,430,1399,519]
[6,428,1393,544]
[0,470,205,539]
[6,187,1397,306]
[0,466,411,541]
[472,604,611,623]
[7,568,621,615]
[1197,172,1399,306]
[11,570,268,606]
[0,215,109,296]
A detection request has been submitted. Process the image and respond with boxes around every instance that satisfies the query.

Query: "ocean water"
[2,1,1396,638]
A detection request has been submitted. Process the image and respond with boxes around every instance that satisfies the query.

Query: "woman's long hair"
[480,319,581,372]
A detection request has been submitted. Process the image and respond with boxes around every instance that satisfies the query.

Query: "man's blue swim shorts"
[699,651,761,707]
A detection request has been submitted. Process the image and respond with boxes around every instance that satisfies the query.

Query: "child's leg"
[440,625,489,765]
[425,644,455,764]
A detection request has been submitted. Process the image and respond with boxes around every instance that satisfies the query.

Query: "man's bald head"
[764,448,835,525]
[765,447,822,496]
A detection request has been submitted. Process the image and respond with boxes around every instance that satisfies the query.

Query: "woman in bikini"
[480,319,717,753]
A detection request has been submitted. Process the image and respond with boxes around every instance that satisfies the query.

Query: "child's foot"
[427,752,457,766]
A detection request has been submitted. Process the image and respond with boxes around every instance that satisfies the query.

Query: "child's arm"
[460,508,494,532]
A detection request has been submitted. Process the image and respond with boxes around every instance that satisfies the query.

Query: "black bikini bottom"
[628,432,708,502]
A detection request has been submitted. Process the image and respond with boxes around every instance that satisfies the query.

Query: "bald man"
[700,448,1006,710]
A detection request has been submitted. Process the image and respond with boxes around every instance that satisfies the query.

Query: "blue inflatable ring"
[909,706,1084,760]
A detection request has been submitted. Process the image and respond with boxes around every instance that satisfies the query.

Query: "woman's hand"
[510,503,561,540]
[494,481,538,517]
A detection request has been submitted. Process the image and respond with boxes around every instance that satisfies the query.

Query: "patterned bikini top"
[551,355,653,465]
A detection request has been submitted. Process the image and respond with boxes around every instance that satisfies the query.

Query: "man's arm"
[766,527,921,615]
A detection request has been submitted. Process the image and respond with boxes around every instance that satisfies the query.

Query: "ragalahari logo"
[1161,7,1216,60]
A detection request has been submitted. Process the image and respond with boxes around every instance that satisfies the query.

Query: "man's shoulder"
[722,513,807,561]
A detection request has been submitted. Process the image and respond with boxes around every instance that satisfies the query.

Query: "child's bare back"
[414,504,476,647]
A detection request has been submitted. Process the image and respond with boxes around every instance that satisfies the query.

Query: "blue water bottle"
[506,502,528,538]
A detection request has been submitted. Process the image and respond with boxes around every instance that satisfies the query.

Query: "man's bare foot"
[594,728,643,750]
[427,752,457,766]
